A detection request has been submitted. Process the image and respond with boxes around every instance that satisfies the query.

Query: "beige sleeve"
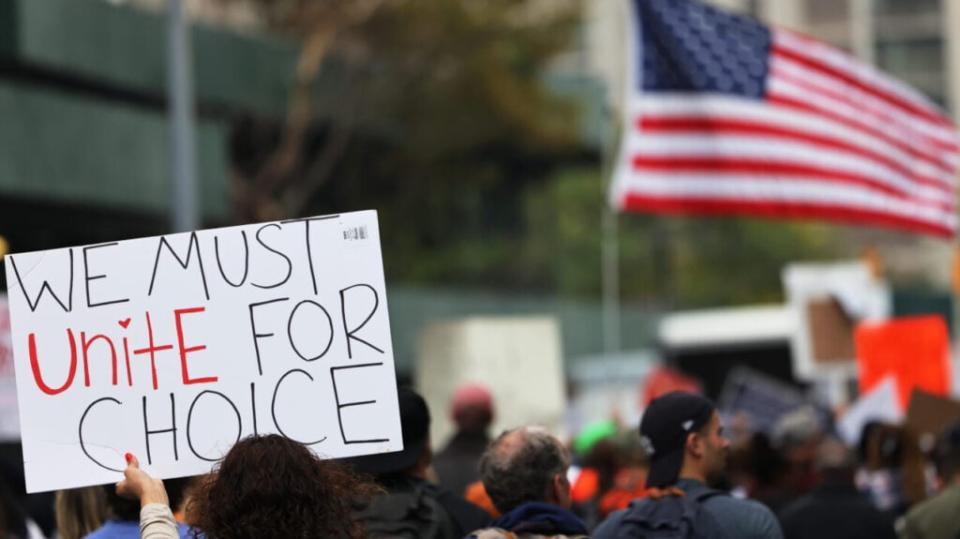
[140,503,181,539]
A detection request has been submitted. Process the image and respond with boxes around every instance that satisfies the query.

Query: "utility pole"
[167,0,199,233]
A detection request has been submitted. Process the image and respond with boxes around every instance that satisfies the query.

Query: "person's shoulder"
[705,492,776,516]
[909,485,960,518]
[592,503,637,539]
[429,483,493,531]
[702,494,783,538]
[776,494,817,527]
[83,521,139,539]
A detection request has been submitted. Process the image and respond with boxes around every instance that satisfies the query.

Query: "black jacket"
[434,430,490,496]
[778,482,896,539]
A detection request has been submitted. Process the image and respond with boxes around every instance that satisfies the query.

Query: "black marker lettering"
[282,215,338,295]
[271,369,326,445]
[186,390,242,462]
[78,397,123,472]
[9,249,74,313]
[287,300,334,362]
[339,284,385,359]
[148,233,210,301]
[252,224,293,289]
[330,362,388,445]
[142,393,178,465]
[214,231,250,288]
[250,382,259,436]
[82,243,129,308]
[248,298,289,376]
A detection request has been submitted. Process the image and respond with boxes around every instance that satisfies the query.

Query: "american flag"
[610,0,960,237]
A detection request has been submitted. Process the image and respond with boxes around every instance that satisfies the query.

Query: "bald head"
[479,427,571,513]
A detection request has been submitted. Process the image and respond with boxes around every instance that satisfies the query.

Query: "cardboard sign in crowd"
[4,211,403,492]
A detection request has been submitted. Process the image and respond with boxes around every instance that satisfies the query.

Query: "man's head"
[813,437,856,486]
[640,391,729,487]
[479,427,571,514]
[450,383,494,434]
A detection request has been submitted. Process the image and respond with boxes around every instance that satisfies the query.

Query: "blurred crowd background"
[2,0,960,537]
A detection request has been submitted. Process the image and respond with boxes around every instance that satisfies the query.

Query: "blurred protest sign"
[658,305,794,398]
[902,389,960,503]
[718,367,825,435]
[855,316,951,411]
[4,211,402,492]
[837,376,902,446]
[0,296,20,441]
[642,366,701,406]
[417,317,566,446]
[905,389,960,445]
[783,262,890,386]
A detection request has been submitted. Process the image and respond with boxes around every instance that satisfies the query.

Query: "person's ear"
[686,432,704,459]
[552,473,572,508]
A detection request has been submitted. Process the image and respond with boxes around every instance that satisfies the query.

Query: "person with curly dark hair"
[117,434,379,539]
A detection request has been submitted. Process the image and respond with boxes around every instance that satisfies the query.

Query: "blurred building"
[0,0,296,282]
[103,0,264,32]
[584,0,960,288]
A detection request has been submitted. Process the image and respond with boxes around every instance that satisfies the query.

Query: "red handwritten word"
[28,307,217,396]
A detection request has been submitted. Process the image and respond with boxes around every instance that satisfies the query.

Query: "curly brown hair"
[188,434,379,539]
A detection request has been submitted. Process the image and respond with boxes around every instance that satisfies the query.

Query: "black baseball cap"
[343,387,430,475]
[640,391,716,488]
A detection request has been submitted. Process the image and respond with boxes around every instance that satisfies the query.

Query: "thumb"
[124,452,140,470]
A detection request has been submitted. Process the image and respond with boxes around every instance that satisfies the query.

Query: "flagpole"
[602,123,621,355]
[602,0,640,356]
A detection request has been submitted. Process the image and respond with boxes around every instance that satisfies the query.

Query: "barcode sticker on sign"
[343,226,368,240]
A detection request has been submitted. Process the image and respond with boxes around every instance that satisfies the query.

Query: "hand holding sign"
[5,211,402,492]
[116,453,168,507]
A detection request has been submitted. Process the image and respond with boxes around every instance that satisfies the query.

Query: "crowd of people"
[1,383,959,538]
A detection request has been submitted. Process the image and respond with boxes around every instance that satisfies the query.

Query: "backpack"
[615,487,726,539]
[355,482,459,539]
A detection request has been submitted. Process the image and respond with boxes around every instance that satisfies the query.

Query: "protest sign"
[4,211,402,492]
[782,261,890,382]
[855,316,951,410]
[718,367,828,435]
[905,389,960,443]
[837,376,902,446]
[417,317,566,447]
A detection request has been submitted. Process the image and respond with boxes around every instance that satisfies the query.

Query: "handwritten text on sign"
[4,211,402,492]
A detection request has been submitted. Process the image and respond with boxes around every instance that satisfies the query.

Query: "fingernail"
[124,452,133,463]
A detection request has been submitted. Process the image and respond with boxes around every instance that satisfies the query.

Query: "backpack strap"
[687,485,726,504]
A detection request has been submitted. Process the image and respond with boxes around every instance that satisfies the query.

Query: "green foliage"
[234,0,585,288]
[234,0,840,306]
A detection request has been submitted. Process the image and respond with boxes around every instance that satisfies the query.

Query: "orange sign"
[642,366,702,406]
[855,316,951,410]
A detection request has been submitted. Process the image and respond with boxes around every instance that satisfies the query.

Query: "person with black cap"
[593,391,783,538]
[346,387,491,538]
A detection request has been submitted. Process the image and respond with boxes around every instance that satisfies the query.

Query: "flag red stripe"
[770,64,960,155]
[772,44,952,129]
[637,116,955,194]
[766,93,959,172]
[631,155,954,211]
[620,193,952,237]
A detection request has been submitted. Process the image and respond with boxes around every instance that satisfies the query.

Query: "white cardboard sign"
[4,211,402,492]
